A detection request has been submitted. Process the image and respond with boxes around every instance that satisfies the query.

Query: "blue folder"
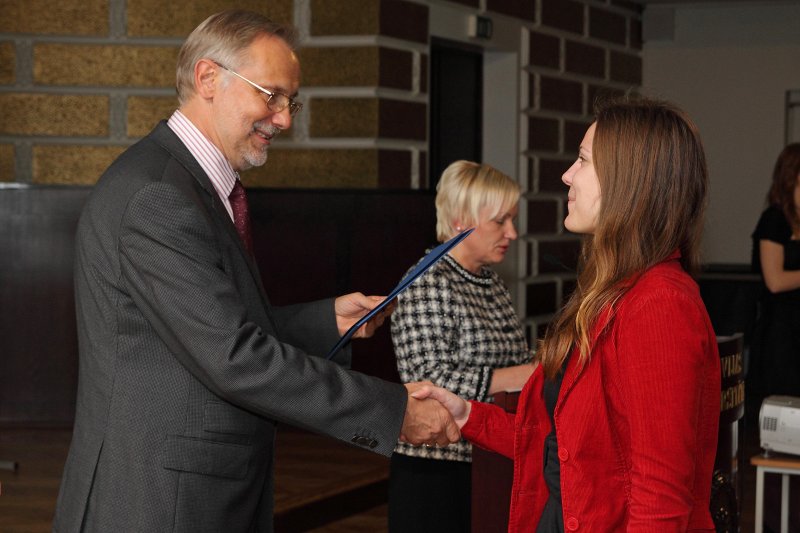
[325,227,475,359]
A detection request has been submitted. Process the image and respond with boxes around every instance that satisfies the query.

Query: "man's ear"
[194,59,219,99]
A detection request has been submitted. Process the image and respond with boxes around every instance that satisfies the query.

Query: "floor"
[0,424,765,532]
[0,426,390,533]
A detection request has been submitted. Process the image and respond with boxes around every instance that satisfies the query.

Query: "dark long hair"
[767,143,800,232]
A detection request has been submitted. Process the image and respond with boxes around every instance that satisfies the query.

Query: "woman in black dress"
[750,143,800,404]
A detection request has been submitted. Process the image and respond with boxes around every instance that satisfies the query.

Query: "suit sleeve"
[270,299,353,367]
[612,288,719,530]
[118,182,406,455]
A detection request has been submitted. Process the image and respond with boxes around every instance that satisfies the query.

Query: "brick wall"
[0,0,428,188]
[0,0,642,333]
[521,0,642,335]
[0,0,293,185]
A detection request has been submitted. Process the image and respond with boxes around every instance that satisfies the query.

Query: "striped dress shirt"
[166,110,239,222]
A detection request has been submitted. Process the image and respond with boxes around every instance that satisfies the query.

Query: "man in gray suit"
[53,10,458,532]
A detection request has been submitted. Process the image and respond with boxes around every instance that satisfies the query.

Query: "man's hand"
[410,383,471,429]
[399,383,461,447]
[334,292,395,339]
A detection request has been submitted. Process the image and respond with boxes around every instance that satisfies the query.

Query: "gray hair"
[176,10,299,105]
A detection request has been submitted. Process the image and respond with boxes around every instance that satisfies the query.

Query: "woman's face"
[562,122,601,234]
[453,203,519,273]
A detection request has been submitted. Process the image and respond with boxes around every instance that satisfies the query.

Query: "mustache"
[254,122,281,138]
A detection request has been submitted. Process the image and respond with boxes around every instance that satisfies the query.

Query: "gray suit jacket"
[53,122,407,533]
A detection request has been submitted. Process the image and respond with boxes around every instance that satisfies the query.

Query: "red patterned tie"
[229,180,254,256]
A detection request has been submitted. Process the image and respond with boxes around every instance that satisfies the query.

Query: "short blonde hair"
[176,10,299,105]
[435,160,521,242]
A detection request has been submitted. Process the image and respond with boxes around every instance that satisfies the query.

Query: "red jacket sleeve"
[461,400,516,459]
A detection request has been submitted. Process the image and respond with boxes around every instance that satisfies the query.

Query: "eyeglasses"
[213,61,303,117]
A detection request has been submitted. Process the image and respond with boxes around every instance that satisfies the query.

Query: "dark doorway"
[429,38,483,189]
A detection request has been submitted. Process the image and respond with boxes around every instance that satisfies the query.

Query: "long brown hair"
[539,96,709,378]
[767,143,800,232]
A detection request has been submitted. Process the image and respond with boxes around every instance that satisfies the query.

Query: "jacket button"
[558,447,569,462]
[368,439,378,448]
[566,516,579,531]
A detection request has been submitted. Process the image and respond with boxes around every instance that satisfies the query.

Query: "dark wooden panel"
[0,187,89,425]
[0,186,436,424]
[471,391,518,533]
[254,190,437,383]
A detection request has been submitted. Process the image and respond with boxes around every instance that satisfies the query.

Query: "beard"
[240,122,281,170]
[241,147,267,170]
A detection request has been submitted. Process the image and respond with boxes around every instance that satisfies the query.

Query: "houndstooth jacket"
[391,252,533,462]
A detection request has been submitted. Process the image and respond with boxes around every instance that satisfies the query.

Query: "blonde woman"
[389,161,535,533]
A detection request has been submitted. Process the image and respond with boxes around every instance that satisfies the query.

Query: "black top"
[537,357,570,533]
[750,205,800,397]
[752,205,800,281]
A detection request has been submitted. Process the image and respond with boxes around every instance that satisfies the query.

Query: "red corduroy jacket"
[463,255,720,532]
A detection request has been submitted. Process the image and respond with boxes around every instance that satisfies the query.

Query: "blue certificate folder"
[325,227,475,360]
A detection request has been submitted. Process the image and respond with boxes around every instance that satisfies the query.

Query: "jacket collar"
[147,121,267,295]
[150,120,217,199]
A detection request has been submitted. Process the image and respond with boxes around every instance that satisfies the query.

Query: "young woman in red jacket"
[416,97,721,532]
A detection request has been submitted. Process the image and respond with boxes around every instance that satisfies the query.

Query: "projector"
[760,395,800,456]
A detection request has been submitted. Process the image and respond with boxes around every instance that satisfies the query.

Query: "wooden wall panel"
[0,187,436,425]
[0,187,88,425]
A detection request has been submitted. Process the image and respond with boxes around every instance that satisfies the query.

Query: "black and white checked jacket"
[391,252,533,462]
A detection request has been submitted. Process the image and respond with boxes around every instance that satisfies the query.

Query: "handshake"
[398,382,473,447]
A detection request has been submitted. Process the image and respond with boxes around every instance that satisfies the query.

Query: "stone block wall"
[0,0,430,188]
[0,0,642,333]
[0,0,292,185]
[522,0,642,334]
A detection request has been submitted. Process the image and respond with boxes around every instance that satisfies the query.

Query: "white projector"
[760,395,800,456]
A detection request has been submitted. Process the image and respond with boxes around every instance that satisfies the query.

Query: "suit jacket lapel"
[148,121,271,306]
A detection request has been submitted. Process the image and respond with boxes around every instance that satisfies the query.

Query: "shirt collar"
[167,110,239,199]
